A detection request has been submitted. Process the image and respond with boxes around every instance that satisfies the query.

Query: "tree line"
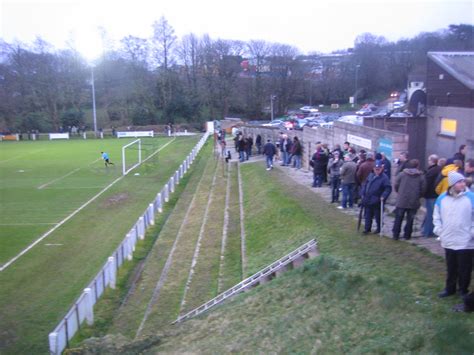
[0,18,472,133]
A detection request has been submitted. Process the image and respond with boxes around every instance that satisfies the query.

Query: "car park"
[294,118,309,129]
[262,119,284,127]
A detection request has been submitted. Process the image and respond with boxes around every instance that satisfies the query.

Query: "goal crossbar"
[122,139,142,175]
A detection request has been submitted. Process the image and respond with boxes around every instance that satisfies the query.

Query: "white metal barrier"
[49,132,210,355]
[174,239,318,324]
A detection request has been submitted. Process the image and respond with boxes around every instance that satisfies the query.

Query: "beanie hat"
[448,171,465,187]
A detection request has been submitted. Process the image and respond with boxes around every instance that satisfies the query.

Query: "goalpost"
[122,139,142,175]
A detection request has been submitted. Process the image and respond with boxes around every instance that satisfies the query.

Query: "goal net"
[122,139,142,175]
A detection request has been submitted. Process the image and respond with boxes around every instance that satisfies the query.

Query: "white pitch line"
[0,149,45,164]
[0,137,176,272]
[37,157,102,190]
[0,223,58,226]
[37,168,81,189]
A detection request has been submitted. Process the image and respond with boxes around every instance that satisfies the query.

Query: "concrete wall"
[426,106,474,160]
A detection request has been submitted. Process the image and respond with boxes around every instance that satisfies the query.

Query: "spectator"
[343,141,351,157]
[464,159,474,191]
[435,159,462,195]
[423,154,442,237]
[395,151,409,175]
[263,139,277,171]
[360,160,392,234]
[311,144,328,188]
[392,159,426,240]
[338,153,357,209]
[434,171,474,298]
[237,134,246,162]
[380,152,392,181]
[356,152,375,187]
[256,134,262,155]
[327,151,344,203]
[291,136,302,169]
[438,157,447,169]
[246,135,253,159]
[280,134,292,166]
[453,144,467,165]
[321,143,330,184]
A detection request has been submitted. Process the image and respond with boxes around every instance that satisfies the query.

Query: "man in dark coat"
[263,139,277,170]
[360,160,392,234]
[423,154,442,237]
[256,134,262,155]
[311,144,329,187]
[392,159,426,240]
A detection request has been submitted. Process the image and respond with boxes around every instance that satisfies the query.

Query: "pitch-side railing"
[173,239,318,324]
[48,132,210,355]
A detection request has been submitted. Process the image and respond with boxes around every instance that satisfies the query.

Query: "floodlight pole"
[270,95,276,122]
[354,64,360,107]
[91,68,98,136]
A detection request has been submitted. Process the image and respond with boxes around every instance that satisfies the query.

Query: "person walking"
[327,151,344,203]
[434,171,474,298]
[339,153,357,209]
[392,159,426,240]
[360,160,392,234]
[263,139,277,171]
[423,154,442,237]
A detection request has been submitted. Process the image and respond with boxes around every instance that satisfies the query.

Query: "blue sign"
[378,138,393,161]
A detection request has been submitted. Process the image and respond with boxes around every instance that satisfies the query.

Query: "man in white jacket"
[434,171,474,298]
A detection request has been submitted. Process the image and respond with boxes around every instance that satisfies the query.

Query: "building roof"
[428,52,474,90]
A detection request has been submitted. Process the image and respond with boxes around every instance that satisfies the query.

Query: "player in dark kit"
[101,151,114,167]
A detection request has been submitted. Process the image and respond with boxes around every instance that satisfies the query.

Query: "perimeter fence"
[48,132,210,355]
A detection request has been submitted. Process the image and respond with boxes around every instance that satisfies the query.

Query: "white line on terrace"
[0,138,176,272]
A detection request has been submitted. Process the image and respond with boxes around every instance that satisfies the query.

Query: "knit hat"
[448,171,465,187]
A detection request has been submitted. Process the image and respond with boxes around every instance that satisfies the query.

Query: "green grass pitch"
[0,135,200,354]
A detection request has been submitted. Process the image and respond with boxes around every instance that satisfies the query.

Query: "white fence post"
[164,184,169,202]
[108,257,116,289]
[156,193,162,213]
[170,177,175,193]
[138,217,145,239]
[49,332,58,355]
[83,288,94,325]
[175,170,179,185]
[127,234,133,260]
[149,203,155,225]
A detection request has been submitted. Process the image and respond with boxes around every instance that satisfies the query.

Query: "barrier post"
[108,257,116,289]
[170,177,175,193]
[49,332,58,355]
[84,288,94,325]
[138,217,145,239]
[164,184,169,202]
[149,204,155,225]
[156,193,162,213]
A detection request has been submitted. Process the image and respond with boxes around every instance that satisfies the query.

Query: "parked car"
[390,91,400,98]
[262,119,284,127]
[306,118,326,127]
[355,108,373,116]
[393,101,405,109]
[390,111,412,118]
[294,118,308,129]
[338,115,363,125]
[299,106,319,113]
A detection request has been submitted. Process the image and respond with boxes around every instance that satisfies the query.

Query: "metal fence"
[48,132,210,355]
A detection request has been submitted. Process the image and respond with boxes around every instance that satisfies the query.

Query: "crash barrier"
[48,132,210,355]
[174,239,318,324]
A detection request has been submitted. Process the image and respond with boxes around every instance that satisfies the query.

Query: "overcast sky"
[1,0,472,61]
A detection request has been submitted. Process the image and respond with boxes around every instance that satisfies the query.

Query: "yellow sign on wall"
[440,118,457,136]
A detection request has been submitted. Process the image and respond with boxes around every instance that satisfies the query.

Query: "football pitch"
[0,135,201,353]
